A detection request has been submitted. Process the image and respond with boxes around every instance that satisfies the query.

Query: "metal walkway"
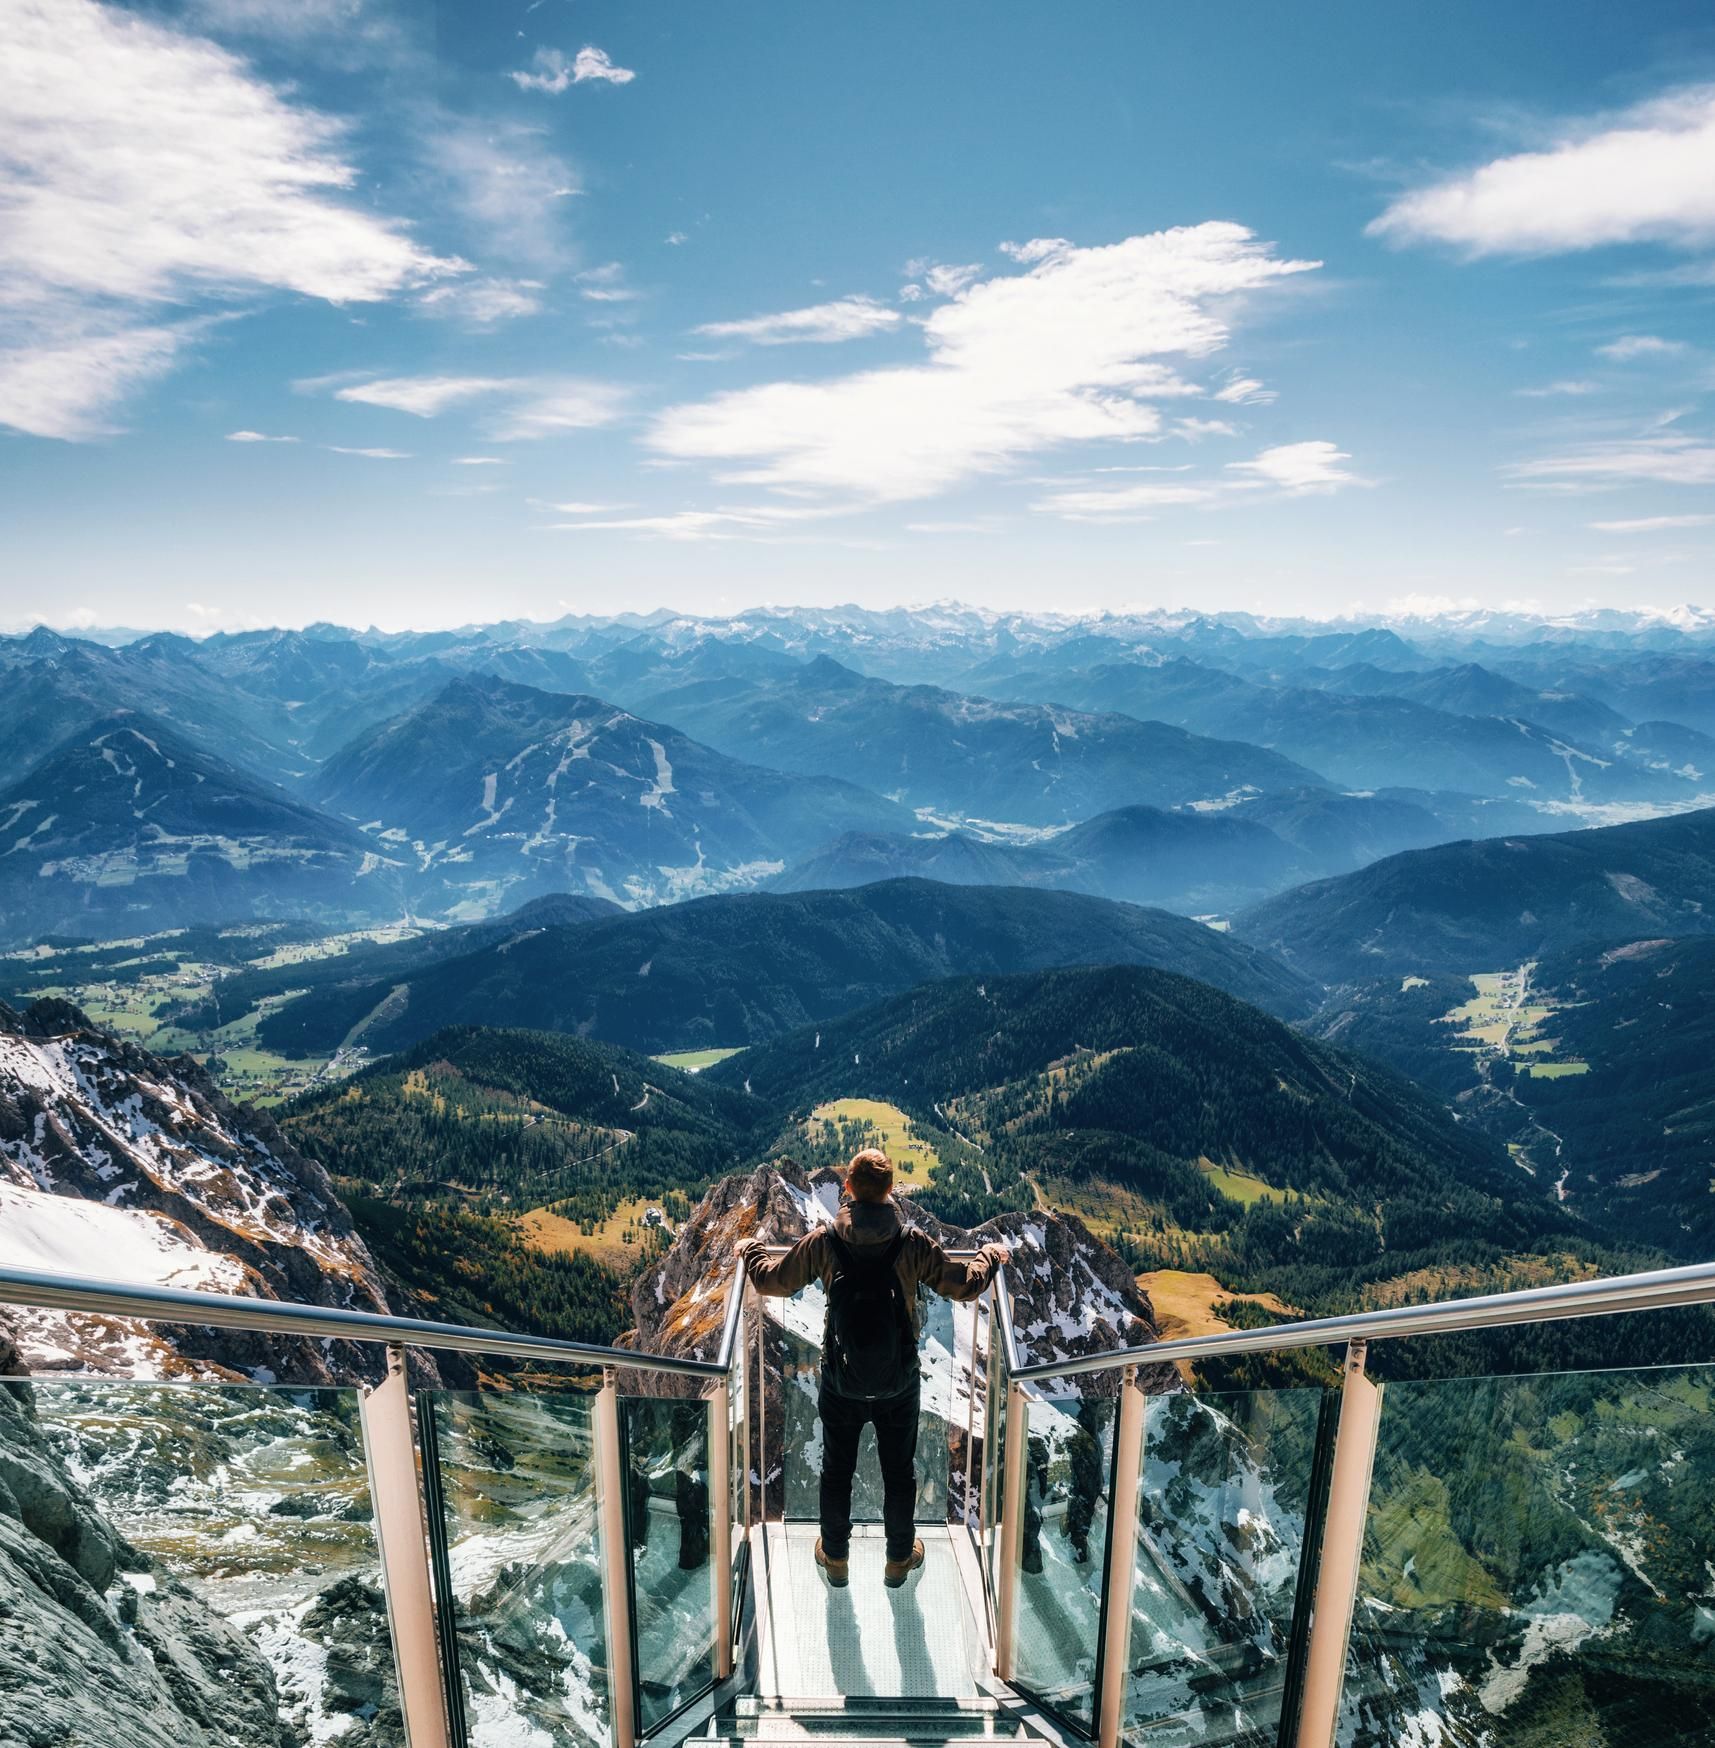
[752,1524,989,1704]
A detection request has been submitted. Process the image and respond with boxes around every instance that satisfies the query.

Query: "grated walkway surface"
[758,1523,985,1702]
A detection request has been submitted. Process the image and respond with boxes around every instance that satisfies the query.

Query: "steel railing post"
[1294,1340,1383,1748]
[1095,1366,1145,1748]
[595,1369,638,1748]
[360,1346,452,1748]
[993,1376,1029,1680]
[709,1380,734,1679]
[741,1284,754,1533]
[963,1299,980,1531]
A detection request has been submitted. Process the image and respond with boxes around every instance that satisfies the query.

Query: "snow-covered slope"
[0,998,393,1380]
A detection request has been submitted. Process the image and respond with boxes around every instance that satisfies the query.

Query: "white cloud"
[545,502,842,541]
[226,429,298,442]
[509,45,635,93]
[0,0,462,440]
[540,500,633,514]
[336,376,513,416]
[431,124,580,275]
[924,262,983,297]
[418,277,545,324]
[1596,334,1685,361]
[320,372,626,439]
[651,223,1318,502]
[1516,380,1600,398]
[1213,376,1275,405]
[453,455,508,466]
[576,262,637,303]
[1371,86,1715,255]
[1174,417,1238,440]
[326,445,410,458]
[1226,440,1359,493]
[0,321,194,442]
[1033,481,1218,520]
[1589,513,1715,532]
[695,297,902,345]
[1509,435,1715,489]
[1032,438,1360,520]
[487,382,629,441]
[665,231,688,246]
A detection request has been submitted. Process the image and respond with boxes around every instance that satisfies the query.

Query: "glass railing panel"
[1010,1382,1118,1731]
[428,1389,608,1748]
[1125,1386,1325,1748]
[765,1286,953,1526]
[1338,1366,1715,1748]
[621,1394,716,1732]
[24,1379,394,1746]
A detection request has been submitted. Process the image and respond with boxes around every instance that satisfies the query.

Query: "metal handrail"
[0,1263,737,1380]
[1006,1256,1715,1384]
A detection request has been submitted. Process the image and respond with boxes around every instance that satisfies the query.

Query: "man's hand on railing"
[981,1242,1011,1273]
[734,1237,758,1272]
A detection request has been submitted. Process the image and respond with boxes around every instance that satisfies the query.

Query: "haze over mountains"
[6,601,1715,948]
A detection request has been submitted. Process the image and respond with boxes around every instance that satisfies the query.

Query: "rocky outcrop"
[0,999,395,1382]
[630,1158,1159,1371]
[0,1368,289,1748]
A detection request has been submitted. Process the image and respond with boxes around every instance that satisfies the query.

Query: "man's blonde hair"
[845,1148,894,1204]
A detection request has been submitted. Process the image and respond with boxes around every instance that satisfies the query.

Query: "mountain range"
[0,715,403,946]
[311,673,913,912]
[252,878,1315,1059]
[1238,804,1715,982]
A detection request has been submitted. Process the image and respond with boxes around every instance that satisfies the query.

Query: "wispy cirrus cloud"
[1227,440,1359,492]
[334,376,514,417]
[1589,513,1715,532]
[1595,334,1685,361]
[326,445,411,459]
[1508,434,1715,490]
[510,45,635,93]
[316,372,628,440]
[418,276,546,325]
[226,429,299,442]
[1371,86,1715,255]
[694,296,902,345]
[1034,439,1361,521]
[1515,379,1600,398]
[0,0,463,440]
[650,224,1319,503]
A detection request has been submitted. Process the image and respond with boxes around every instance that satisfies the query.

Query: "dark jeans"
[818,1379,920,1562]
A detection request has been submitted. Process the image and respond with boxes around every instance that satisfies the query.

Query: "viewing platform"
[4,1251,1715,1747]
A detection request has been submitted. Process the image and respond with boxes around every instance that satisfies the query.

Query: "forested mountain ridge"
[1312,936,1715,1265]
[253,878,1317,1059]
[1237,805,1715,981]
[708,963,1598,1313]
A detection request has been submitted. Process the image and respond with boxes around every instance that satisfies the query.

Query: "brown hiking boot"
[884,1538,925,1588]
[815,1538,849,1587]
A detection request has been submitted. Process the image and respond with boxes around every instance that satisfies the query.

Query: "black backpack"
[822,1230,917,1401]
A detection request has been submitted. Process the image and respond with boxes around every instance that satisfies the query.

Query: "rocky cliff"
[0,999,394,1382]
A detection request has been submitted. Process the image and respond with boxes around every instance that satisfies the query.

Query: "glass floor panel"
[756,1524,986,1702]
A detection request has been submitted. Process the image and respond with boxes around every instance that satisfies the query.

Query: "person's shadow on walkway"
[822,1583,875,1696]
[889,1578,933,1695]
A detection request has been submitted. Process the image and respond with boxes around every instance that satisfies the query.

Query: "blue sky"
[3,0,1714,632]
